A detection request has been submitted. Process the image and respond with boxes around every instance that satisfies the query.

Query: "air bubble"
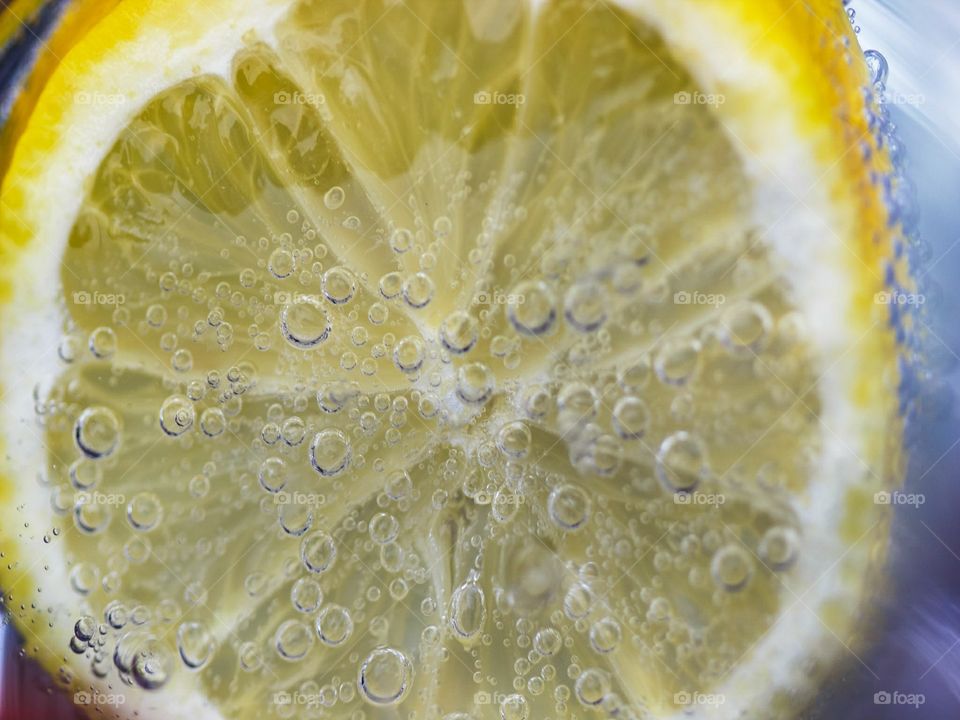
[280,298,330,348]
[711,544,753,591]
[358,647,413,706]
[390,228,414,254]
[450,580,486,640]
[300,530,337,573]
[291,578,323,613]
[316,604,353,646]
[74,406,121,459]
[457,363,494,404]
[508,281,556,336]
[656,432,708,493]
[324,186,346,209]
[564,284,606,332]
[612,396,649,439]
[322,266,357,304]
[275,619,314,661]
[440,311,479,354]
[402,273,435,309]
[159,395,194,437]
[759,526,799,570]
[199,407,226,437]
[394,336,426,373]
[126,492,162,531]
[269,248,296,279]
[310,429,351,476]
[176,622,214,669]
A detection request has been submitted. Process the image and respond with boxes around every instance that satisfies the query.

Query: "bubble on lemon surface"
[394,335,426,373]
[291,578,323,613]
[711,544,754,591]
[654,337,702,385]
[759,527,799,570]
[323,185,345,209]
[402,272,435,309]
[612,396,649,439]
[358,647,413,706]
[548,484,591,531]
[369,512,400,544]
[440,311,479,354]
[575,668,610,706]
[656,431,708,493]
[316,604,353,646]
[497,421,531,459]
[499,693,528,720]
[159,395,194,437]
[258,457,288,493]
[449,580,486,640]
[268,247,296,279]
[507,280,556,336]
[457,362,494,404]
[74,406,121,459]
[309,429,351,476]
[280,298,331,348]
[275,619,314,661]
[126,492,163,531]
[300,530,337,574]
[322,266,357,305]
[176,622,214,669]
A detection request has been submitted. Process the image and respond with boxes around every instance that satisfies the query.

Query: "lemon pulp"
[0,0,902,719]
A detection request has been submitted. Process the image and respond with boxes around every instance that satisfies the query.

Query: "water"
[1,0,959,718]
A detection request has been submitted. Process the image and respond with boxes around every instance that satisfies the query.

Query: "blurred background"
[0,0,958,717]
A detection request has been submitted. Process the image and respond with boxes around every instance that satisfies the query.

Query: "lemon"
[0,0,909,719]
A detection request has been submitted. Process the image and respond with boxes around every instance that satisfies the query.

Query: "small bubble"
[655,337,701,386]
[300,530,337,573]
[126,492,163,531]
[612,396,649,439]
[457,363,494,404]
[711,544,753,591]
[394,336,426,373]
[74,406,121,459]
[369,512,400,544]
[508,281,556,336]
[291,578,323,613]
[358,647,413,706]
[564,283,606,332]
[402,273,435,309]
[309,429,351,476]
[449,581,486,640]
[177,622,214,669]
[656,432,708,493]
[88,326,117,359]
[316,604,353,646]
[324,186,346,210]
[159,395,195,437]
[575,668,609,706]
[269,248,296,279]
[499,693,528,720]
[258,457,288,493]
[497,421,531,459]
[322,266,357,305]
[440,311,479,354]
[280,298,330,349]
[549,484,590,531]
[390,228,414,254]
[199,407,226,437]
[759,526,799,570]
[275,619,314,661]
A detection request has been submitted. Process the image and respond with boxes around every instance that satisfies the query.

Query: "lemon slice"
[0,0,907,718]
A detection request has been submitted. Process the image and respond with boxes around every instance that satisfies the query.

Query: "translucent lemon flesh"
[0,1,899,719]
